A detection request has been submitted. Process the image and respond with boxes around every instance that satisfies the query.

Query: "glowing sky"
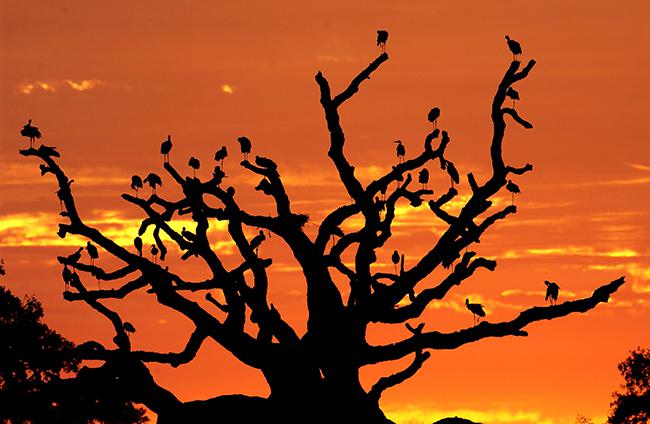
[1,1,649,423]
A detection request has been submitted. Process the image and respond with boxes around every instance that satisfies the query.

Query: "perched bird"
[237,136,252,161]
[391,250,400,274]
[544,281,560,306]
[214,146,228,168]
[250,230,266,254]
[86,241,99,265]
[134,236,143,257]
[67,247,84,264]
[505,35,522,60]
[130,175,143,198]
[394,140,406,164]
[144,173,162,195]
[188,157,200,178]
[445,161,460,188]
[20,119,41,148]
[465,298,486,326]
[506,87,520,108]
[377,30,389,53]
[427,107,440,130]
[505,180,520,205]
[150,244,159,264]
[418,168,429,190]
[62,265,73,292]
[123,322,136,335]
[161,135,172,163]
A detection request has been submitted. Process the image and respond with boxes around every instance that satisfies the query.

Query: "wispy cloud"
[18,79,104,95]
[628,163,650,171]
[588,263,650,293]
[501,246,639,259]
[384,404,552,424]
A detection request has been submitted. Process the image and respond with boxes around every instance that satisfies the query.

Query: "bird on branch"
[67,247,83,265]
[391,250,400,274]
[86,241,98,266]
[377,30,389,53]
[427,107,440,130]
[20,119,41,148]
[62,265,73,292]
[134,236,143,257]
[418,168,429,190]
[505,35,522,61]
[544,281,560,306]
[131,175,143,198]
[188,157,201,178]
[465,298,486,326]
[161,135,172,163]
[150,244,159,264]
[394,140,406,164]
[237,136,252,161]
[144,172,162,195]
[123,322,136,335]
[214,146,228,169]
[506,180,520,205]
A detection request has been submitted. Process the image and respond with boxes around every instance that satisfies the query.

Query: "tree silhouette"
[0,285,147,423]
[608,347,649,424]
[19,43,625,423]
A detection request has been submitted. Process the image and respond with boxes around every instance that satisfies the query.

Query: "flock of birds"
[22,31,534,330]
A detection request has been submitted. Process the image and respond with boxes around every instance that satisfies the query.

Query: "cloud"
[384,404,552,424]
[501,288,577,298]
[19,81,56,94]
[588,263,650,293]
[18,79,104,95]
[628,163,650,171]
[0,210,232,252]
[66,79,103,91]
[500,246,639,259]
[221,84,234,94]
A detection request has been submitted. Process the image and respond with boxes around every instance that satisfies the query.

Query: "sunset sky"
[1,1,649,423]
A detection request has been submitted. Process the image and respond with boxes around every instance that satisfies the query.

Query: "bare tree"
[19,42,624,423]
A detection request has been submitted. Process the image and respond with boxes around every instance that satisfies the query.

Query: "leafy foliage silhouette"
[0,285,147,424]
[18,40,625,423]
[608,347,650,424]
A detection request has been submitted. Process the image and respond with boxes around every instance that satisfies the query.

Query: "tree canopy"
[0,285,147,424]
[608,347,650,424]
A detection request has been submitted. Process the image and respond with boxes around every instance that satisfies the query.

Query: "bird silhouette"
[544,281,560,306]
[505,35,522,61]
[161,135,172,163]
[188,157,201,178]
[394,140,406,164]
[150,244,159,264]
[465,298,486,326]
[444,161,460,189]
[131,175,143,198]
[62,265,73,292]
[391,250,400,274]
[144,173,162,195]
[250,230,266,255]
[505,180,520,205]
[237,136,252,161]
[506,87,520,108]
[427,107,440,130]
[123,322,136,335]
[377,30,389,53]
[67,247,83,264]
[418,168,429,190]
[214,146,228,168]
[134,236,143,257]
[20,119,41,148]
[86,241,99,265]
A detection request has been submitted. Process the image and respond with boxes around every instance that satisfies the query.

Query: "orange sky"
[1,1,649,423]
